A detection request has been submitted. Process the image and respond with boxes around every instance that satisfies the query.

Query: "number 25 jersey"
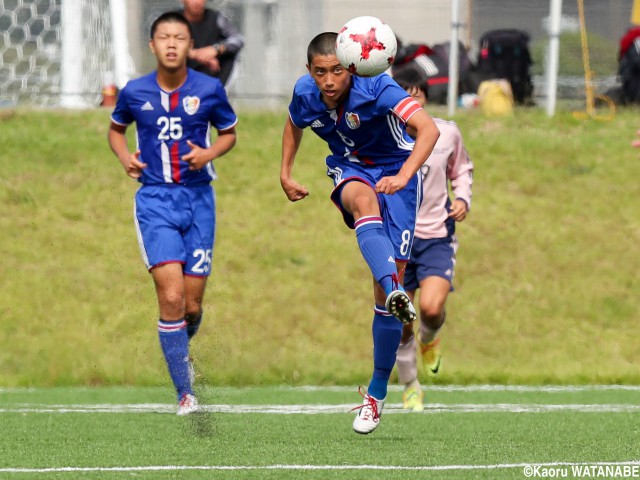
[111,69,238,186]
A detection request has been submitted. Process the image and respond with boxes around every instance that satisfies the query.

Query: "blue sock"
[158,319,192,401]
[186,311,203,340]
[367,306,403,400]
[355,216,399,296]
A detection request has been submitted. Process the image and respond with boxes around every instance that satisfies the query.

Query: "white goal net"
[0,0,115,107]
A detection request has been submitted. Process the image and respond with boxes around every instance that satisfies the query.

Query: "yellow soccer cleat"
[420,338,442,377]
[402,382,424,412]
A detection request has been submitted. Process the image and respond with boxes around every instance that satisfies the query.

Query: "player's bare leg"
[152,263,187,320]
[416,276,449,344]
[184,275,207,338]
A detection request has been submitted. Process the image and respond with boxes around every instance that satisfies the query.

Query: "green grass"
[0,106,639,386]
[531,31,619,77]
[1,385,639,479]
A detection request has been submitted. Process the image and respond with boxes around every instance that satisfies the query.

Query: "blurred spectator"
[392,38,477,105]
[182,0,244,87]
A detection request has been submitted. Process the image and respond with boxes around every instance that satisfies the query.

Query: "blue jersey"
[111,69,237,186]
[288,74,423,166]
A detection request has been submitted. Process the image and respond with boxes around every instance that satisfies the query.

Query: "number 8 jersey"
[288,73,421,166]
[111,69,238,186]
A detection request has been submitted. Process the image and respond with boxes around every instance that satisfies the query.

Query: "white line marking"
[2,403,640,414]
[1,461,639,474]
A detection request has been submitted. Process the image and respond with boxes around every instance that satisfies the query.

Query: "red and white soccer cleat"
[352,386,385,434]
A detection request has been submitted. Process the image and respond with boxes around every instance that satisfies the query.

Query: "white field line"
[1,402,640,414]
[1,460,639,474]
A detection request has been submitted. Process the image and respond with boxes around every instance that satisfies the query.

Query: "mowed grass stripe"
[254,385,640,393]
[2,403,640,414]
[3,385,640,394]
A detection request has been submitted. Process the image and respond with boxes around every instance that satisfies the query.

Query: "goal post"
[60,0,84,107]
[109,0,130,89]
[61,0,129,108]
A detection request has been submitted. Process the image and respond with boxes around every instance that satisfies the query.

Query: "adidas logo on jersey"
[141,101,154,111]
[311,119,324,128]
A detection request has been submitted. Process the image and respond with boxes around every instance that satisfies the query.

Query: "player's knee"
[343,183,378,217]
[352,195,378,217]
[161,290,185,311]
[419,301,445,328]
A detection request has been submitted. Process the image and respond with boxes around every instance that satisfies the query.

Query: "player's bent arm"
[210,126,237,159]
[280,117,303,180]
[108,122,130,165]
[398,110,440,181]
[108,122,147,179]
[280,117,308,202]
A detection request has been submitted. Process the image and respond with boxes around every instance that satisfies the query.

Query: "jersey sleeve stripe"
[393,98,423,122]
[386,114,414,151]
[288,111,303,129]
[216,118,238,132]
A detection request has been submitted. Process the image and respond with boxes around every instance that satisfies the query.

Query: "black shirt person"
[182,0,244,87]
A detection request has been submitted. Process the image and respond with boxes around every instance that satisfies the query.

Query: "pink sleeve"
[446,127,474,210]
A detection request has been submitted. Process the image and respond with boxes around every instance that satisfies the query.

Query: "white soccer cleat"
[385,290,417,324]
[177,393,199,416]
[352,387,385,434]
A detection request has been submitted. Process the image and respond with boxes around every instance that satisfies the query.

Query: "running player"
[280,32,440,434]
[107,11,238,415]
[392,72,474,411]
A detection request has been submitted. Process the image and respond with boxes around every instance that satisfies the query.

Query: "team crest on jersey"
[345,112,360,129]
[183,96,200,115]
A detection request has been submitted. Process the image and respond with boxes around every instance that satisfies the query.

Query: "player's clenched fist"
[375,175,408,195]
[124,150,147,179]
[280,177,309,202]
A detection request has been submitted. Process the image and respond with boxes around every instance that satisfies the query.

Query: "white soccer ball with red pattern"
[335,16,397,77]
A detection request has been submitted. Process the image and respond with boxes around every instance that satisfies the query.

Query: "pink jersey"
[414,118,474,239]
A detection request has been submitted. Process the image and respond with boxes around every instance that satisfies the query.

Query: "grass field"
[1,384,639,479]
[1,104,639,479]
[1,105,639,387]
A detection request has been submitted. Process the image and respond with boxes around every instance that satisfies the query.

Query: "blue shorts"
[403,235,458,291]
[325,156,420,261]
[134,184,216,276]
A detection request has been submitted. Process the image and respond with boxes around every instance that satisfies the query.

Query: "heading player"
[280,32,440,434]
[107,11,238,415]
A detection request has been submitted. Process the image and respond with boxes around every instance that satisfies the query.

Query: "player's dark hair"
[307,32,338,65]
[393,67,429,100]
[150,11,193,39]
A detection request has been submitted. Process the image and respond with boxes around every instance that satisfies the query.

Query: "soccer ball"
[335,16,397,77]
